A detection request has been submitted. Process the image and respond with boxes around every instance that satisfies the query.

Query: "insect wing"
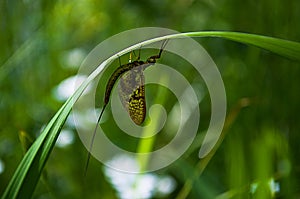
[118,65,146,125]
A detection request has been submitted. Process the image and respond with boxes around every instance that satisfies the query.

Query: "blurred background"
[0,0,300,198]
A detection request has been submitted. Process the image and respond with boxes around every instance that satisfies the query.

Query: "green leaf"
[2,31,299,199]
[187,31,300,61]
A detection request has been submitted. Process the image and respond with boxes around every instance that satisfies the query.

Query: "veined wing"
[118,64,146,125]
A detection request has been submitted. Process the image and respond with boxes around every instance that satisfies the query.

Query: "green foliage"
[2,32,300,199]
[1,1,300,198]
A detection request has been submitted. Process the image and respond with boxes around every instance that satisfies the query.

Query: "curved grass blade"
[1,59,110,199]
[2,31,299,199]
[181,31,300,61]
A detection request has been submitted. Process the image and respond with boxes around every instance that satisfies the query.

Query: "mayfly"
[84,40,168,174]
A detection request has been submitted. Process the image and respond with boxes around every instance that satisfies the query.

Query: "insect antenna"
[84,103,107,176]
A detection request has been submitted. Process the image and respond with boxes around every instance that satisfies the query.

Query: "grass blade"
[2,31,299,199]
[189,31,300,61]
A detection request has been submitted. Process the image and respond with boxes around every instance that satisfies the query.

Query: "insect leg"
[146,40,168,63]
[157,39,169,58]
[118,55,122,66]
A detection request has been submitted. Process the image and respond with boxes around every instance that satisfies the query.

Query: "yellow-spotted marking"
[118,64,146,125]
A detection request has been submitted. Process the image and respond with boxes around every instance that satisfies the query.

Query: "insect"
[84,40,168,175]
